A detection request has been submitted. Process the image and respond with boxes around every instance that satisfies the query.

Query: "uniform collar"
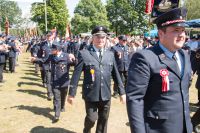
[159,42,174,59]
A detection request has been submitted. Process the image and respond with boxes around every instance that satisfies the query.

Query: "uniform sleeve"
[34,44,50,64]
[112,58,125,95]
[68,52,84,97]
[126,52,150,133]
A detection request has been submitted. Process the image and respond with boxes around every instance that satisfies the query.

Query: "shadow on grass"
[18,82,43,88]
[24,72,40,77]
[17,89,47,99]
[11,105,54,120]
[23,69,38,73]
[20,77,41,81]
[31,126,76,133]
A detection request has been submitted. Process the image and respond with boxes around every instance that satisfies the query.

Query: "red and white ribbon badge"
[160,69,169,92]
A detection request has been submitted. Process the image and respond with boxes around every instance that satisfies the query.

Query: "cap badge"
[99,27,103,31]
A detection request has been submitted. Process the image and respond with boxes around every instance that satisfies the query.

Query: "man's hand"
[67,95,74,105]
[68,54,75,62]
[117,52,122,59]
[120,94,126,104]
[30,57,36,62]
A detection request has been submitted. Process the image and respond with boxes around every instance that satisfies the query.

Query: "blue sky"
[16,0,106,18]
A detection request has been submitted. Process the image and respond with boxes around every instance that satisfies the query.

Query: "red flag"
[145,0,154,14]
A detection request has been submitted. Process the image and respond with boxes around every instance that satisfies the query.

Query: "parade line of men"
[1,6,200,133]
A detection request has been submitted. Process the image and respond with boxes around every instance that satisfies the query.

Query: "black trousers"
[52,87,68,117]
[83,100,111,133]
[0,64,4,82]
[113,71,128,94]
[9,57,16,72]
[3,54,8,71]
[40,69,45,84]
[41,69,53,97]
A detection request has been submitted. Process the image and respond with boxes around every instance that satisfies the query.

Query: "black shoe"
[47,96,52,101]
[0,80,6,83]
[52,116,59,123]
[112,93,119,98]
[61,108,65,112]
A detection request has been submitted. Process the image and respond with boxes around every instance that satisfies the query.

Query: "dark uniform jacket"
[0,48,6,64]
[111,43,130,72]
[126,45,193,133]
[8,42,18,58]
[69,45,125,102]
[0,41,7,64]
[51,52,70,89]
[37,41,52,70]
[35,52,71,89]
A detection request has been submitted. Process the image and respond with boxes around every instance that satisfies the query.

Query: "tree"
[185,0,200,20]
[31,0,69,35]
[0,0,22,31]
[106,0,149,35]
[71,0,110,35]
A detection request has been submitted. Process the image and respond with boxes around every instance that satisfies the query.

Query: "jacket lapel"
[153,45,181,78]
[88,45,100,62]
[101,49,109,63]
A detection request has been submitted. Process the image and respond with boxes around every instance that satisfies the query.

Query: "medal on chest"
[42,50,45,57]
[60,64,66,72]
[160,69,170,92]
[90,68,95,82]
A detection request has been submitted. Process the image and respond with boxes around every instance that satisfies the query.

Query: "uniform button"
[156,116,159,119]
[184,100,186,103]
[101,77,103,80]
[184,111,186,113]
[101,71,103,73]
[101,83,103,86]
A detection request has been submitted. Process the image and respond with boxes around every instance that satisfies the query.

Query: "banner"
[145,0,155,14]
[149,0,180,21]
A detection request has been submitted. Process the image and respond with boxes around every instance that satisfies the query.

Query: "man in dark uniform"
[7,36,19,73]
[31,42,75,122]
[126,7,193,133]
[67,26,126,133]
[0,37,8,83]
[111,35,130,98]
[36,32,54,100]
[67,37,80,65]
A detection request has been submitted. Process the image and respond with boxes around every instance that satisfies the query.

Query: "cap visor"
[93,33,107,36]
[171,22,189,27]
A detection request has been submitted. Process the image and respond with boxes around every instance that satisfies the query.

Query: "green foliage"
[0,0,22,31]
[71,0,110,35]
[106,0,149,35]
[31,0,69,35]
[185,0,200,20]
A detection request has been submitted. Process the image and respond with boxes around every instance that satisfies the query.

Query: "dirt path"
[0,51,198,133]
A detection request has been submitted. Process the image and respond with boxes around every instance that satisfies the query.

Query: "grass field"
[0,50,199,133]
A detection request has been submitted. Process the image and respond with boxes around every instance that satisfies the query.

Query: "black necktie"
[99,49,102,61]
[172,54,181,74]
[172,54,177,61]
